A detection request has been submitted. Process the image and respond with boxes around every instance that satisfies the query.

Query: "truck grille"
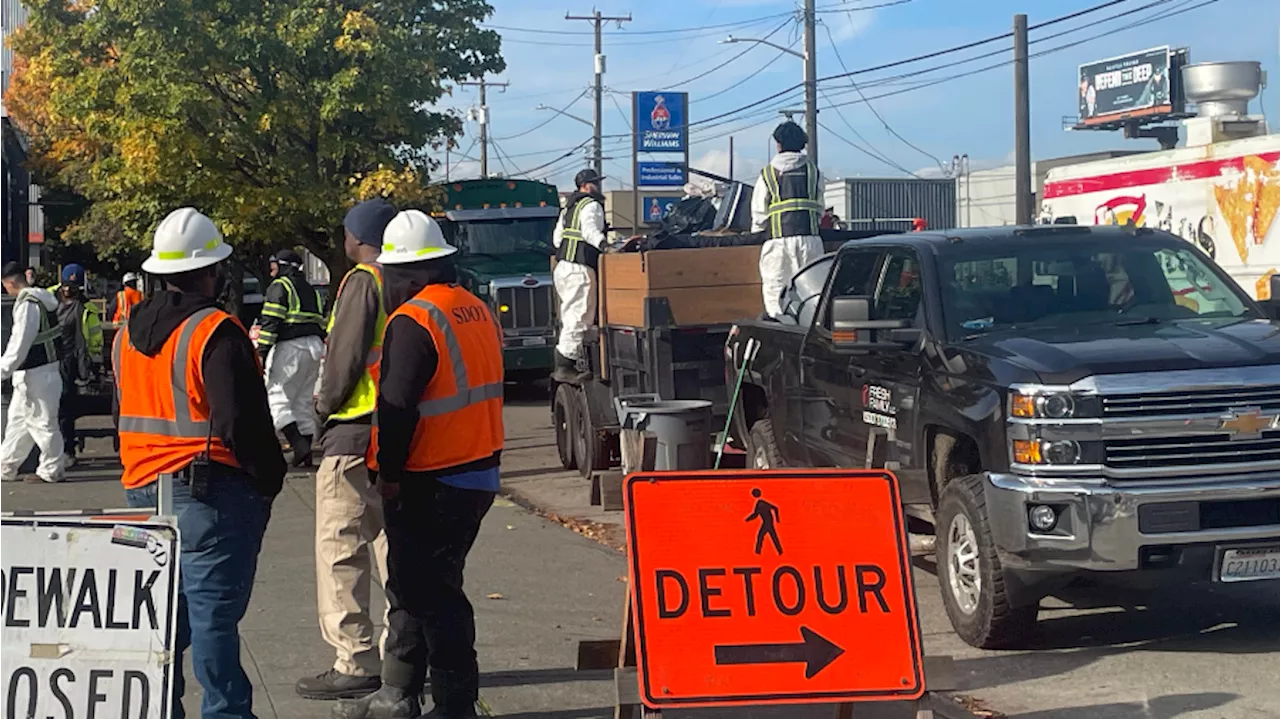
[1102,385,1280,418]
[495,285,552,331]
[1106,431,1280,470]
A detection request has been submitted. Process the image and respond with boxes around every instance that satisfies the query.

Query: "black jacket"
[258,267,326,356]
[117,290,287,497]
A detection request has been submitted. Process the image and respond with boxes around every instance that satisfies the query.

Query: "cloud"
[823,8,877,43]
[693,148,765,185]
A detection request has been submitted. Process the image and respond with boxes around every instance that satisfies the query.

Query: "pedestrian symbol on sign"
[746,488,783,556]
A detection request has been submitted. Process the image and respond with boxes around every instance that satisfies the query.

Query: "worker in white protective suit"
[552,169,607,384]
[258,249,326,466]
[1,261,66,483]
[752,121,825,319]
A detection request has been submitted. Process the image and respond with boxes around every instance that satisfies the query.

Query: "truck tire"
[936,474,1038,649]
[554,383,577,471]
[748,419,786,469]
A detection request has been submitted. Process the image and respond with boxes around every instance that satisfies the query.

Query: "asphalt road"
[498,384,1280,719]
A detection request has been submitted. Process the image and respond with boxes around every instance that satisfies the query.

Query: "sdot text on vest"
[653,564,890,619]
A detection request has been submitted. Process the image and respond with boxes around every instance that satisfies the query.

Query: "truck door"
[798,248,884,467]
[859,247,931,504]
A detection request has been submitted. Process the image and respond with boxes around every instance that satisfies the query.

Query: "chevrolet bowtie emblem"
[1219,408,1277,440]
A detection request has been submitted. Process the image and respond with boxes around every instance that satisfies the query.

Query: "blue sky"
[436,0,1280,189]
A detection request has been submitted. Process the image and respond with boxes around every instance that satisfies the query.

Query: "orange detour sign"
[624,469,924,708]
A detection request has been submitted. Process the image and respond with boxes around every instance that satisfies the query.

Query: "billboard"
[635,92,688,153]
[641,196,679,224]
[1078,47,1175,125]
[638,162,687,187]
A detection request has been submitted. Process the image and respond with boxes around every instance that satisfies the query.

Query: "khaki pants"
[316,454,389,677]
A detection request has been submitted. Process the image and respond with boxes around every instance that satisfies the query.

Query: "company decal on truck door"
[861,384,898,430]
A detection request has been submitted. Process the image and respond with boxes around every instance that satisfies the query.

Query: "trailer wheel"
[747,419,786,469]
[554,383,577,471]
[936,474,1039,648]
[574,387,612,477]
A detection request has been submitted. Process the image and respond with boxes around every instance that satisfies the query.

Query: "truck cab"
[729,225,1280,648]
[434,179,561,381]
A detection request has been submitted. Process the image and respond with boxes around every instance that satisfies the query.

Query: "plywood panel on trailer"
[642,246,762,290]
[604,285,762,326]
[600,253,647,290]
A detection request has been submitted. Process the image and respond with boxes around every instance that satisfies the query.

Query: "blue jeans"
[127,467,273,719]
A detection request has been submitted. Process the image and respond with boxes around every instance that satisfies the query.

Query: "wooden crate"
[599,246,762,327]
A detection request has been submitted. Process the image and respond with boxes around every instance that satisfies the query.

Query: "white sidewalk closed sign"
[2,517,179,719]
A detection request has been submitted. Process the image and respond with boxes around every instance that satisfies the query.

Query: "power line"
[483,12,789,37]
[492,88,589,141]
[608,92,633,130]
[817,103,922,177]
[507,138,593,178]
[445,136,478,180]
[820,20,946,173]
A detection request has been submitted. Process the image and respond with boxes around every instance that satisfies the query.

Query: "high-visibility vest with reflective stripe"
[258,275,324,343]
[15,289,61,370]
[555,197,602,269]
[114,307,248,489]
[113,286,143,323]
[326,263,386,421]
[366,284,504,474]
[761,162,822,239]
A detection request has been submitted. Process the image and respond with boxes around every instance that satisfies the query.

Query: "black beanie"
[773,121,808,153]
[344,199,398,248]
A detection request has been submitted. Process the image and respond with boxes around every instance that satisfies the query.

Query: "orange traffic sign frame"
[624,469,925,708]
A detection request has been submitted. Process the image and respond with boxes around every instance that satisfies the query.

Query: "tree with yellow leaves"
[5,0,503,276]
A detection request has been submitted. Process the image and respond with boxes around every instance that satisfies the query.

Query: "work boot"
[281,422,313,467]
[550,350,589,385]
[424,669,477,719]
[296,669,381,700]
[330,684,420,718]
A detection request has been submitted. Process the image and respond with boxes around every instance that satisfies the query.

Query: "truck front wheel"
[747,419,786,469]
[936,474,1038,649]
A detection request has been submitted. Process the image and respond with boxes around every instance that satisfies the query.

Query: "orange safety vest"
[367,284,504,473]
[113,286,144,322]
[114,307,250,489]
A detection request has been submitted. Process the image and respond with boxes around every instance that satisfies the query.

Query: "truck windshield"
[444,218,556,256]
[939,239,1258,340]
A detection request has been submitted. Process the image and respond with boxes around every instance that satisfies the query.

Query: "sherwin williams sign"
[635,92,688,153]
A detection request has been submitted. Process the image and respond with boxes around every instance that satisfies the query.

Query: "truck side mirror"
[829,295,908,349]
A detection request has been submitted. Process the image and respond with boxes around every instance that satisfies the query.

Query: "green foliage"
[6,0,503,271]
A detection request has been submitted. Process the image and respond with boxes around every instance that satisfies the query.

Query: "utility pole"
[567,9,631,177]
[728,136,735,181]
[1013,13,1032,225]
[803,0,818,168]
[460,76,508,178]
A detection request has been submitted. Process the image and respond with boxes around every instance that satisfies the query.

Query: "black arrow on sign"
[713,626,845,679]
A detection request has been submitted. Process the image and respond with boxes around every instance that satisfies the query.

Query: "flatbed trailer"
[552,230,897,476]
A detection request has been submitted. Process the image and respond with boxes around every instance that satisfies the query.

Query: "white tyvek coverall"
[264,335,324,435]
[552,199,606,361]
[1,288,65,482]
[752,151,826,319]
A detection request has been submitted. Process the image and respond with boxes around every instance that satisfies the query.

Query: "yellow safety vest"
[326,263,387,421]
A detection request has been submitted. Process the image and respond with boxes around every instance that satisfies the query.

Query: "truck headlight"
[1010,388,1075,418]
[1012,439,1081,465]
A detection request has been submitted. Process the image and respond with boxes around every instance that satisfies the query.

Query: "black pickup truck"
[726,225,1280,648]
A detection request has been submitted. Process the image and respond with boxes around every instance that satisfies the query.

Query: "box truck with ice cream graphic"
[1043,60,1278,302]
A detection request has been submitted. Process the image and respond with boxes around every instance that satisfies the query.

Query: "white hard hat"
[377,210,457,265]
[122,271,140,284]
[141,208,233,275]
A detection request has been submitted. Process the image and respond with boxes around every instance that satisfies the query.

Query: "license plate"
[523,337,547,347]
[1217,546,1280,583]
